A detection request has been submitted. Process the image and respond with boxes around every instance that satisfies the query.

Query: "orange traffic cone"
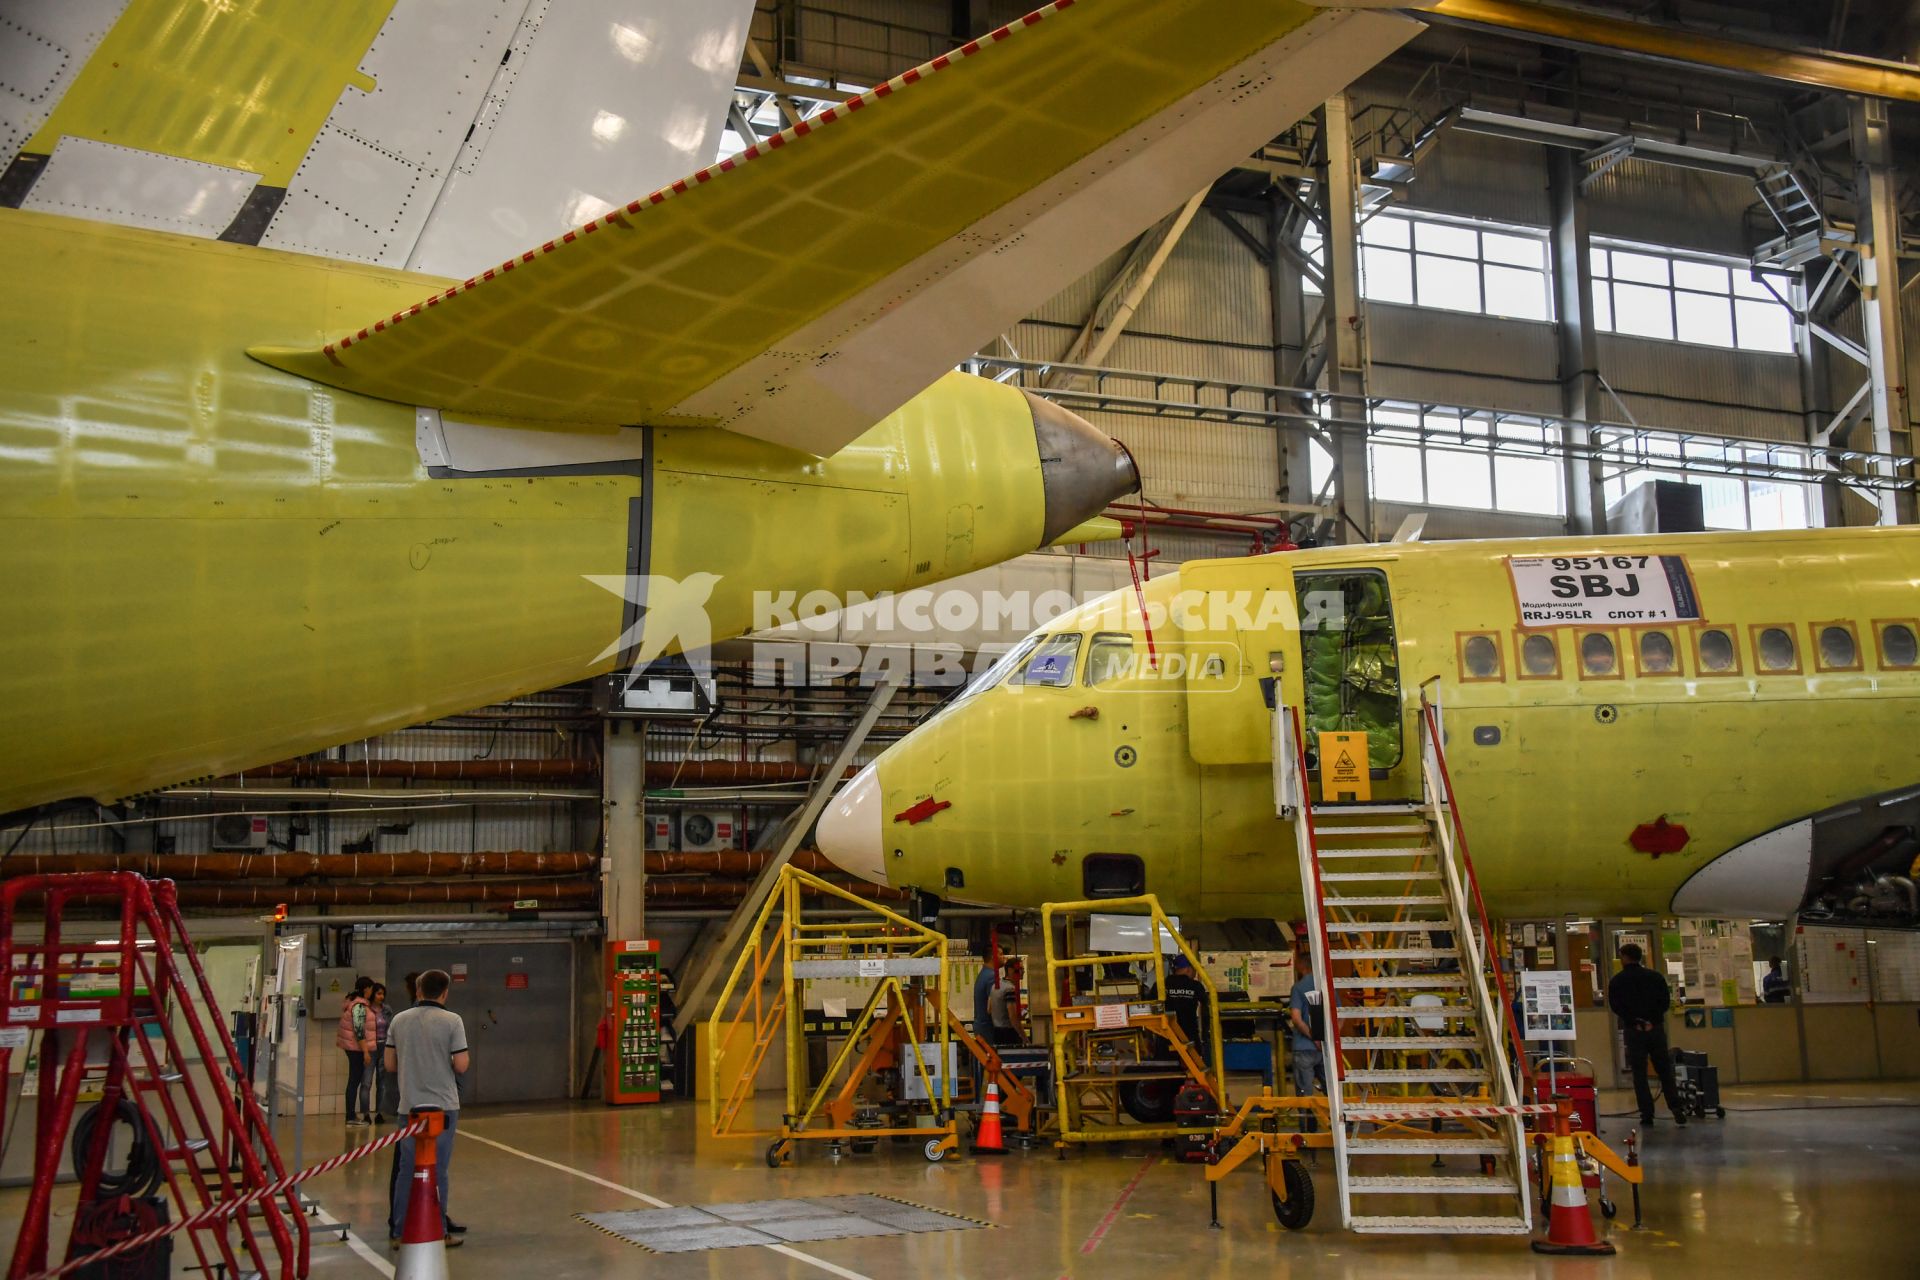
[397,1110,451,1280]
[1532,1100,1614,1256]
[973,1082,1007,1155]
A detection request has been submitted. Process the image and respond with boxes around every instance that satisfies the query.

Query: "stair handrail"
[1274,701,1352,1225]
[1416,685,1538,1106]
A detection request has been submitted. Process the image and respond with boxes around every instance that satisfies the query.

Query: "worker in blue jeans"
[384,969,469,1246]
[1287,956,1326,1140]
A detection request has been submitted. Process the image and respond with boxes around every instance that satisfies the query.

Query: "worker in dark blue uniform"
[1606,943,1686,1126]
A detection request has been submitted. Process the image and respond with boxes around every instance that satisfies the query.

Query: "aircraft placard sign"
[1507,554,1701,627]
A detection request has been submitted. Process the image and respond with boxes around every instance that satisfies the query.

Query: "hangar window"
[1815,623,1860,672]
[1696,628,1740,675]
[1343,403,1565,518]
[1311,210,1551,322]
[1082,854,1144,899]
[1578,632,1619,678]
[1592,242,1795,354]
[1086,634,1135,686]
[1517,632,1560,679]
[1878,622,1919,669]
[1636,630,1680,676]
[1458,632,1502,681]
[1753,625,1799,673]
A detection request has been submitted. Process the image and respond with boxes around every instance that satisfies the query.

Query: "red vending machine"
[604,940,662,1105]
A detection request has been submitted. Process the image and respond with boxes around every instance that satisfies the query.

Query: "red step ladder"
[2,872,309,1279]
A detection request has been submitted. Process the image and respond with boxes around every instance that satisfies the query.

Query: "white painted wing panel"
[259,0,525,266]
[23,135,255,236]
[0,1,128,163]
[405,0,752,279]
[668,9,1420,454]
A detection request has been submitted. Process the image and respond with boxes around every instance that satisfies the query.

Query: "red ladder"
[1,872,308,1280]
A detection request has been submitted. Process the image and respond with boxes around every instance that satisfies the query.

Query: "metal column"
[1318,96,1371,543]
[1548,149,1607,535]
[1852,97,1913,525]
[603,719,646,940]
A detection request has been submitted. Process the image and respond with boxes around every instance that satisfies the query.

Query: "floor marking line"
[458,1125,875,1280]
[1079,1153,1160,1257]
[312,1204,395,1278]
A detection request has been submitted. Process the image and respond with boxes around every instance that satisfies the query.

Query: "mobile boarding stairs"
[1273,687,1556,1236]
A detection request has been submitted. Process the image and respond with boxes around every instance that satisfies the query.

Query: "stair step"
[1310,803,1423,815]
[1344,1067,1489,1084]
[1347,1174,1517,1195]
[1313,825,1429,837]
[133,1072,185,1087]
[1341,1035,1481,1049]
[1323,895,1446,907]
[1321,871,1441,882]
[1324,921,1445,933]
[166,1138,212,1156]
[1337,1005,1475,1019]
[1345,1101,1544,1120]
[1314,847,1434,859]
[1333,975,1466,989]
[1347,1137,1506,1155]
[1325,948,1459,961]
[1349,1214,1530,1235]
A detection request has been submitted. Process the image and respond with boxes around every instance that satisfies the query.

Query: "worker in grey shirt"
[384,969,469,1247]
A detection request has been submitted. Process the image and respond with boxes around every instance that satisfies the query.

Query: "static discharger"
[1319,731,1371,803]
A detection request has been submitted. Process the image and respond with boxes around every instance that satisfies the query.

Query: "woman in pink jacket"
[337,976,377,1126]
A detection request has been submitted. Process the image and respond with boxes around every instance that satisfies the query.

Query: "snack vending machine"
[604,940,662,1104]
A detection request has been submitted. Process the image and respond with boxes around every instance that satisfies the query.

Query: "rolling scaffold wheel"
[766,1139,790,1169]
[1268,1158,1314,1231]
[924,1138,948,1163]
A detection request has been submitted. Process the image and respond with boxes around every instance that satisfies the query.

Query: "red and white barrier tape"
[23,1117,427,1280]
[1343,1103,1557,1122]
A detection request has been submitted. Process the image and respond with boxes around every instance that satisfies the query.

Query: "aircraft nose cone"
[1026,391,1140,542]
[816,763,885,886]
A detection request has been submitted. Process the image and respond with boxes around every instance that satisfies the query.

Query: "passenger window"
[1878,622,1918,669]
[1637,630,1679,675]
[1579,632,1618,677]
[1518,632,1559,678]
[1086,633,1135,686]
[1459,632,1502,681]
[1754,625,1798,673]
[1009,633,1082,687]
[1697,628,1739,674]
[1816,624,1860,672]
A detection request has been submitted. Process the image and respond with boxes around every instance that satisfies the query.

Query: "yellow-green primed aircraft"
[0,1,1421,816]
[818,529,1920,928]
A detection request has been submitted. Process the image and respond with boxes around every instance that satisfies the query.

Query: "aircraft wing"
[251,0,1419,456]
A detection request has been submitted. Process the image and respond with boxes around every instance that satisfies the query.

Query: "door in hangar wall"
[386,943,571,1104]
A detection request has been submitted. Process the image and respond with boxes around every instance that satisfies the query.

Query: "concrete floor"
[6,1081,1916,1277]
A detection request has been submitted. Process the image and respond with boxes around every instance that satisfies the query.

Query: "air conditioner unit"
[678,810,736,854]
[644,813,678,851]
[212,814,270,850]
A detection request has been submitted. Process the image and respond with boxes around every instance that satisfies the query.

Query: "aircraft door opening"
[1292,569,1405,784]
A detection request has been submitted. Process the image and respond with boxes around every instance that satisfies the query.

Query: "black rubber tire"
[765,1140,786,1169]
[1716,1107,1727,1119]
[924,1138,948,1163]
[1118,1079,1178,1124]
[1599,1196,1618,1220]
[850,1141,877,1156]
[1269,1161,1314,1231]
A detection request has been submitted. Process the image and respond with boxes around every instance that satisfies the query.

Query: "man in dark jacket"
[1607,943,1685,1126]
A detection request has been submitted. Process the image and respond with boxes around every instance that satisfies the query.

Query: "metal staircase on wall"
[1752,163,1844,270]
[1275,689,1551,1236]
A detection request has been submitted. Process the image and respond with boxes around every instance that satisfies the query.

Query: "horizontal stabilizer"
[251,1,1418,455]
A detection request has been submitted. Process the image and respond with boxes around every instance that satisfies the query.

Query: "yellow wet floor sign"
[1318,731,1370,802]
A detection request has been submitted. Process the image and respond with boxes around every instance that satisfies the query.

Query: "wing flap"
[251,1,1420,454]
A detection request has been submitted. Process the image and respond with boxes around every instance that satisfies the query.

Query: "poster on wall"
[1521,969,1578,1041]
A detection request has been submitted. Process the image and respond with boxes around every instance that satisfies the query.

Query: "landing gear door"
[1181,561,1301,765]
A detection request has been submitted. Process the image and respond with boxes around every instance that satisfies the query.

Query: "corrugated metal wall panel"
[1394,126,1550,227]
[1597,334,1804,441]
[1368,305,1561,414]
[1585,159,1759,259]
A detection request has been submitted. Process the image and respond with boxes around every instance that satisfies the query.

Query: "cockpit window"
[950,634,1040,707]
[1008,632,1083,688]
[1086,633,1134,686]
